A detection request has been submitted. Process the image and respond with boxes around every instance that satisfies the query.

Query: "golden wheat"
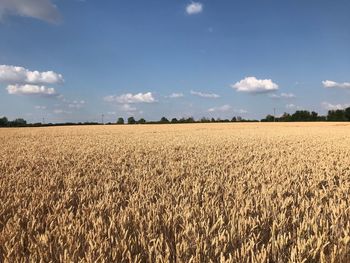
[0,123,349,262]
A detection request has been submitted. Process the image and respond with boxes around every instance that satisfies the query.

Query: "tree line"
[261,108,350,122]
[1,107,350,127]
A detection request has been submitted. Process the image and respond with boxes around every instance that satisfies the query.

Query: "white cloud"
[232,76,279,93]
[285,104,304,110]
[208,105,247,114]
[53,109,71,114]
[34,105,47,110]
[68,100,85,109]
[236,109,248,114]
[208,104,231,112]
[322,80,350,89]
[321,102,350,110]
[104,92,156,104]
[269,92,296,99]
[190,90,220,98]
[120,104,137,112]
[167,92,184,98]
[286,104,296,109]
[186,2,203,15]
[6,84,56,96]
[0,0,61,23]
[0,65,63,85]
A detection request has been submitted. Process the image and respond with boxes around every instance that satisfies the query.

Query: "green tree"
[160,117,169,123]
[127,117,136,124]
[116,117,124,124]
[261,115,275,122]
[138,118,146,124]
[327,110,347,121]
[345,107,350,121]
[0,116,8,127]
[171,118,178,123]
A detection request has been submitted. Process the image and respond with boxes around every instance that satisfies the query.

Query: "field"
[0,123,349,262]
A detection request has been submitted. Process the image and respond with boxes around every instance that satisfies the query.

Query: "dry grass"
[0,123,349,262]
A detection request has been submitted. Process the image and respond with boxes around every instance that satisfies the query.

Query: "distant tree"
[290,110,313,121]
[279,113,291,122]
[317,116,327,121]
[186,117,195,123]
[231,117,237,122]
[0,116,8,127]
[116,117,124,124]
[127,117,136,124]
[171,118,178,123]
[327,110,347,121]
[200,117,210,123]
[12,118,27,127]
[311,111,318,121]
[160,117,169,123]
[138,118,146,124]
[345,107,350,121]
[261,115,275,122]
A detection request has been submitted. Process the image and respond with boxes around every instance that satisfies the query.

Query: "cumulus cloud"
[6,84,56,96]
[104,92,156,104]
[232,76,279,93]
[0,65,63,85]
[321,102,350,110]
[167,92,184,98]
[269,92,296,99]
[322,80,350,89]
[186,2,203,15]
[190,90,220,98]
[0,0,61,23]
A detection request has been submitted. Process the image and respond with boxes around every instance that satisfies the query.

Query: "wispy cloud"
[208,105,247,114]
[321,102,350,110]
[208,105,231,112]
[53,109,71,114]
[34,105,47,110]
[0,0,61,24]
[286,104,296,109]
[232,76,278,93]
[186,2,203,15]
[190,90,220,98]
[68,100,86,109]
[322,80,350,89]
[167,92,184,99]
[104,92,156,104]
[269,92,296,99]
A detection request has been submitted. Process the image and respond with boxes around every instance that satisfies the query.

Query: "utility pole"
[273,108,276,122]
[42,117,45,125]
[101,114,104,125]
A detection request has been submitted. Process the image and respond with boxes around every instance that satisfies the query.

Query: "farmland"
[0,123,349,262]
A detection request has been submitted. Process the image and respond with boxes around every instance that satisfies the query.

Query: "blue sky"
[0,0,350,123]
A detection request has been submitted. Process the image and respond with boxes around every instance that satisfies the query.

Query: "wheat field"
[0,123,349,262]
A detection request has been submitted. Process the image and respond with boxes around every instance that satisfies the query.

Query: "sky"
[0,0,350,123]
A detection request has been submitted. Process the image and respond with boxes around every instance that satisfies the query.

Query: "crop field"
[0,123,350,262]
